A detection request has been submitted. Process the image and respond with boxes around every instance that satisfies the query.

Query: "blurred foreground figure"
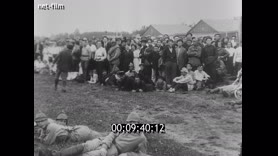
[34,112,102,146]
[53,112,150,156]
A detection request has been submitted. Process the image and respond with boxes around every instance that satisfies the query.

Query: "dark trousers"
[81,60,90,80]
[55,69,68,90]
[204,63,217,88]
[234,62,242,76]
[172,82,188,91]
[226,57,234,75]
[121,77,135,91]
[96,61,105,83]
[165,61,177,84]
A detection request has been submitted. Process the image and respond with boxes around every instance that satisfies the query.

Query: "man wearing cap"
[162,39,177,86]
[53,40,74,92]
[139,39,148,63]
[107,39,122,73]
[80,38,93,81]
[187,38,202,71]
[201,37,218,88]
[53,112,148,156]
[35,112,102,145]
[175,39,188,71]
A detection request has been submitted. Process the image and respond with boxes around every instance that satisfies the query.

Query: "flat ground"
[34,74,242,156]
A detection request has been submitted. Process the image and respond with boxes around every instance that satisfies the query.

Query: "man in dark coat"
[201,37,218,88]
[187,39,202,71]
[139,39,148,63]
[53,40,74,92]
[162,39,177,85]
[175,39,188,71]
[120,45,134,72]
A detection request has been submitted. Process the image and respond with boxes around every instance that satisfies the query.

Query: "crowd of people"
[34,33,242,97]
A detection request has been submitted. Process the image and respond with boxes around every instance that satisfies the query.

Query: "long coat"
[187,45,202,68]
[175,46,188,70]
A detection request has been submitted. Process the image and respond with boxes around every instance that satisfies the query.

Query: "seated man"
[106,71,126,90]
[34,55,47,73]
[207,68,242,97]
[34,112,102,145]
[121,63,137,91]
[168,67,194,93]
[53,112,149,156]
[132,76,146,92]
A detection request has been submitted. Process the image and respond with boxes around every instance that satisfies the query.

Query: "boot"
[54,79,59,91]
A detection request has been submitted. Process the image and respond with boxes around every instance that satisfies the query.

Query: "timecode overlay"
[111,124,166,133]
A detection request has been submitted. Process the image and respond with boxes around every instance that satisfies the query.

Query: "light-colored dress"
[133,49,141,73]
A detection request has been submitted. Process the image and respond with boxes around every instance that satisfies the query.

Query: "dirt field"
[34,73,242,156]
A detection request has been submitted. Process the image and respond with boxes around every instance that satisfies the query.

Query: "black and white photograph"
[34,0,242,155]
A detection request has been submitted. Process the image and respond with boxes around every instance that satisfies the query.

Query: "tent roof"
[202,18,241,32]
[151,24,191,35]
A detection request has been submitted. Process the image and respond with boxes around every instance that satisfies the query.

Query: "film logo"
[38,3,65,10]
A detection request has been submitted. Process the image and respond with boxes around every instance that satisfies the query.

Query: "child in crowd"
[194,65,210,90]
[186,63,196,91]
[132,76,145,92]
[88,69,98,84]
[99,70,109,86]
[155,76,167,92]
[168,67,194,93]
[47,56,56,75]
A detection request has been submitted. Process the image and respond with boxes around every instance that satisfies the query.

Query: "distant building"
[188,17,242,41]
[142,24,191,37]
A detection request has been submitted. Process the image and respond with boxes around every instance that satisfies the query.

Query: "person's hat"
[206,36,212,40]
[35,111,47,122]
[83,38,88,41]
[126,112,140,122]
[180,67,188,73]
[56,110,68,120]
[116,38,122,41]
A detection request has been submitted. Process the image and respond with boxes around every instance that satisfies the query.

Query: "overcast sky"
[34,0,242,37]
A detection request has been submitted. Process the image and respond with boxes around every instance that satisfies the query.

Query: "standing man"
[53,40,74,92]
[163,39,177,87]
[139,38,148,64]
[201,37,218,89]
[107,39,121,73]
[187,38,202,71]
[80,38,93,81]
[34,40,44,61]
[94,40,107,84]
[175,39,188,71]
[214,33,221,47]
